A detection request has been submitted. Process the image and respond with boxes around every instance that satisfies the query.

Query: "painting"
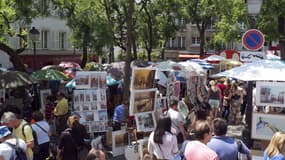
[98,110,108,121]
[252,113,285,140]
[138,138,149,160]
[99,72,107,89]
[0,89,5,103]
[132,68,156,89]
[130,89,157,115]
[135,112,156,132]
[256,82,285,107]
[112,129,128,156]
[40,89,51,112]
[75,71,90,89]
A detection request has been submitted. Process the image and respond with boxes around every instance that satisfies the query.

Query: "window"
[59,32,65,49]
[167,37,175,48]
[191,32,200,45]
[177,36,185,48]
[41,30,48,49]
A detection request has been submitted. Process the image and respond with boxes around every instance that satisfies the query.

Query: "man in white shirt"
[168,100,188,143]
[0,125,27,160]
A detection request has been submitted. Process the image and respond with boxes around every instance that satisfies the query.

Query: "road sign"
[242,29,265,51]
[240,51,265,62]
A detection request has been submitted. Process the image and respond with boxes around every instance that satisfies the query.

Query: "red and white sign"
[242,29,265,51]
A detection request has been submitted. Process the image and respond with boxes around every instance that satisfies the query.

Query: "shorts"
[209,99,220,108]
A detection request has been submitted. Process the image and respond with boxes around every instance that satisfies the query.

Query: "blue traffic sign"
[242,29,264,51]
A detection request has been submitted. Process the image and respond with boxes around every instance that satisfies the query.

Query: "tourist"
[228,82,243,125]
[113,100,129,131]
[207,118,251,160]
[53,92,69,135]
[1,111,34,160]
[85,136,106,160]
[0,125,27,160]
[148,117,179,160]
[263,132,285,160]
[167,99,188,143]
[31,111,51,160]
[207,80,222,119]
[184,121,218,160]
[57,115,80,160]
[45,95,55,123]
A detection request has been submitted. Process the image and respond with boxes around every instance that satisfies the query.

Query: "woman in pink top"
[184,121,218,160]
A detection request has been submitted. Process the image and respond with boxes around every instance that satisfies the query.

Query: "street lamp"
[246,0,263,28]
[29,27,40,70]
[243,0,263,148]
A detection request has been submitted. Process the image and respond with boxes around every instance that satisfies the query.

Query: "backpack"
[22,123,40,155]
[4,138,28,160]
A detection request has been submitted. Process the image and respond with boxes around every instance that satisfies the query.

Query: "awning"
[178,54,200,59]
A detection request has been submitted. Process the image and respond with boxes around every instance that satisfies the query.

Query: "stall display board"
[74,71,108,133]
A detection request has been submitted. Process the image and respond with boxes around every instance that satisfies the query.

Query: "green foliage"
[212,0,247,45]
[84,62,104,71]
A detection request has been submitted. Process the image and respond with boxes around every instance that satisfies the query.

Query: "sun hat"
[0,126,11,139]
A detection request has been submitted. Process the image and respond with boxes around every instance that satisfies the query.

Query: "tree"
[53,0,113,68]
[186,0,219,57]
[0,0,36,72]
[212,0,247,50]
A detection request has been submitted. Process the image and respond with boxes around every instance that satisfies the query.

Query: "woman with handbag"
[148,117,179,160]
[57,115,80,160]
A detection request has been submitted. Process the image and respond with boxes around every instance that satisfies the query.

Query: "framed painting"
[138,138,149,160]
[40,89,51,113]
[112,129,128,156]
[129,89,157,115]
[256,82,285,107]
[252,113,285,140]
[135,111,156,132]
[131,68,156,89]
[75,71,90,89]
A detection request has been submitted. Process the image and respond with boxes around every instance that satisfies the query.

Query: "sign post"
[241,29,265,62]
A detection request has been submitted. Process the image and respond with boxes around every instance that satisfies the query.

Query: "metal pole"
[33,41,36,70]
[279,38,285,61]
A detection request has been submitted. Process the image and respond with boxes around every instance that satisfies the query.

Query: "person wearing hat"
[0,125,27,160]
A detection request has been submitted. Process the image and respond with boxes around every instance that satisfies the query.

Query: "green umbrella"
[31,69,69,81]
[0,71,37,89]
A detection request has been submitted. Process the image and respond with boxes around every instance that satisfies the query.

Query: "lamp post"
[29,27,40,70]
[244,0,263,148]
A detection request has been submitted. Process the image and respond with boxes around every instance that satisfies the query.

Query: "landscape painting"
[132,68,156,89]
[130,89,157,115]
[252,113,285,140]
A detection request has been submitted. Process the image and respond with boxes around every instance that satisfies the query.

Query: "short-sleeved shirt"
[264,150,285,160]
[0,138,26,160]
[31,121,50,145]
[184,140,218,160]
[207,136,250,160]
[113,104,125,123]
[54,98,68,116]
[13,120,34,159]
[168,108,184,135]
[148,131,178,159]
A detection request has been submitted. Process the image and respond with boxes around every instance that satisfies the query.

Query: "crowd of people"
[0,77,284,160]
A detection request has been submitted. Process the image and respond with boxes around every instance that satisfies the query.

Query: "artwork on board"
[99,72,107,89]
[138,138,149,160]
[256,82,285,107]
[40,89,51,112]
[75,71,90,89]
[252,113,285,140]
[135,112,156,132]
[0,89,5,103]
[112,129,128,156]
[132,68,156,89]
[90,72,99,89]
[130,89,157,115]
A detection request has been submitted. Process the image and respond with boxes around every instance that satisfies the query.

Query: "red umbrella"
[59,61,81,69]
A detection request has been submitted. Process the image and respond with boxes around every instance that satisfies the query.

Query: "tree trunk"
[108,46,114,63]
[0,43,27,72]
[80,30,89,69]
[123,0,134,101]
[199,30,205,58]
